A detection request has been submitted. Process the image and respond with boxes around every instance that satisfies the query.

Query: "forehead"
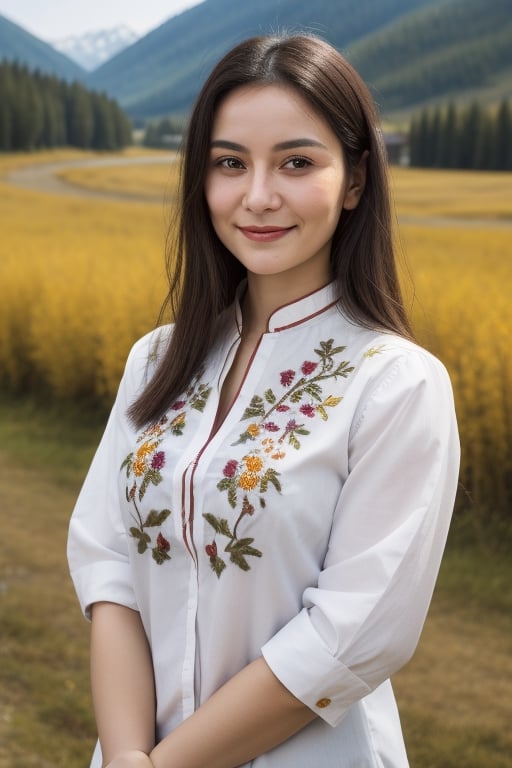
[211,84,337,144]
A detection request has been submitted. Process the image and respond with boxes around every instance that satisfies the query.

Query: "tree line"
[0,60,132,151]
[409,99,512,170]
[143,117,185,149]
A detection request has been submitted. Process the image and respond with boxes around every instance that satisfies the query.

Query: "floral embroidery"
[364,344,387,358]
[203,339,354,577]
[121,374,212,564]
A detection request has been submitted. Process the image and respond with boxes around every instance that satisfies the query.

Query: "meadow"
[0,151,511,766]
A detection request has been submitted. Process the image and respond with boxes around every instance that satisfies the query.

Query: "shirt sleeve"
[67,331,159,620]
[262,346,460,726]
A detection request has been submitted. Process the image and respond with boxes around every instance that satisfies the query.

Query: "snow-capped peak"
[52,26,139,71]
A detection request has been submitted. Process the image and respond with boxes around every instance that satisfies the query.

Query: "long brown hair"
[129,33,413,428]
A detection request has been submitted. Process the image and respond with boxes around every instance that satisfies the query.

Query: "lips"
[238,225,295,242]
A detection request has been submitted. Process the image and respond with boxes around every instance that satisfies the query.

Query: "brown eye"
[283,156,312,169]
[219,157,245,169]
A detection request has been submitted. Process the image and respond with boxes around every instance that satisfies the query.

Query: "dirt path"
[6,154,175,203]
[5,156,512,227]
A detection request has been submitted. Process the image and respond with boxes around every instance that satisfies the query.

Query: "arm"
[91,602,156,765]
[149,656,316,768]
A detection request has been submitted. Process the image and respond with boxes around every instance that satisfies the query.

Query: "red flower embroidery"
[264,421,280,432]
[223,459,238,478]
[151,451,165,470]
[171,399,186,410]
[301,361,318,375]
[205,541,217,558]
[156,533,170,552]
[300,404,316,418]
[276,404,290,412]
[280,369,296,387]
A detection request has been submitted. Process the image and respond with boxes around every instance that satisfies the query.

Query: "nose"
[242,170,281,213]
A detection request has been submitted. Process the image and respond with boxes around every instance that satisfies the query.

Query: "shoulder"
[365,334,452,392]
[127,325,173,368]
[342,322,452,389]
[348,330,456,437]
[117,325,174,403]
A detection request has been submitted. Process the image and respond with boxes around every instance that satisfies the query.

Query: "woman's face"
[204,84,363,289]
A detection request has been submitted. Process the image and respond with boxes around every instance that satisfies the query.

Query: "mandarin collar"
[234,281,339,334]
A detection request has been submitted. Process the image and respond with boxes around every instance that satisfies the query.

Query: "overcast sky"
[0,0,203,41]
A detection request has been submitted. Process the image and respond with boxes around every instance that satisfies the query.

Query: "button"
[316,697,332,708]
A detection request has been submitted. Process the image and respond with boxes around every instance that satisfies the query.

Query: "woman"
[68,34,460,768]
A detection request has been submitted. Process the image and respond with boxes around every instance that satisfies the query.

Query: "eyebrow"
[210,138,328,152]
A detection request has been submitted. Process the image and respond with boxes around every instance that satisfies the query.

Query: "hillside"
[0,14,85,81]
[86,0,437,118]
[349,0,512,112]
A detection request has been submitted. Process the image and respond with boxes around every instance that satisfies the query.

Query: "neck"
[241,272,332,338]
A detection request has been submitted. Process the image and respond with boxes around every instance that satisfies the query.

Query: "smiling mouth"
[238,226,295,242]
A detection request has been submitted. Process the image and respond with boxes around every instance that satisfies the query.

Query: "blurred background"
[0,1,511,765]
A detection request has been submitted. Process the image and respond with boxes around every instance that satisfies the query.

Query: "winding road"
[6,154,175,203]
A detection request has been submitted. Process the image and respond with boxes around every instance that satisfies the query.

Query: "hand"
[105,750,154,768]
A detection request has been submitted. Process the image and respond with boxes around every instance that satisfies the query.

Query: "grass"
[0,395,511,767]
[0,397,103,767]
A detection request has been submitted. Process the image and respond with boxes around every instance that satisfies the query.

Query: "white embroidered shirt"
[68,282,460,768]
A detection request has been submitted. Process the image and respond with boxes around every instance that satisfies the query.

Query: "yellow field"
[57,159,180,199]
[1,152,511,522]
[390,166,512,219]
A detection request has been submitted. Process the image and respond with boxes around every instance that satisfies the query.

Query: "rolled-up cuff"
[262,609,371,727]
[70,560,138,620]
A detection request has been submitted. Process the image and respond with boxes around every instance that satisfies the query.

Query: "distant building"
[383,132,408,165]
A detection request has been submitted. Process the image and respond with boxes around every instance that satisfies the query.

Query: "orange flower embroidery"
[244,455,264,472]
[238,471,260,491]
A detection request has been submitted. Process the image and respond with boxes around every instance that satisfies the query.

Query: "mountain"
[0,13,85,81]
[86,0,512,120]
[52,26,139,71]
[3,0,510,121]
[348,0,512,113]
[86,0,438,118]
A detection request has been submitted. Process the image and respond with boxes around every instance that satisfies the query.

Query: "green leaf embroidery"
[304,382,323,401]
[227,483,238,509]
[289,434,301,449]
[210,555,227,577]
[191,385,212,412]
[264,389,276,404]
[129,528,151,554]
[152,547,171,564]
[144,509,171,527]
[120,454,133,476]
[242,395,265,419]
[260,468,282,494]
[138,468,162,501]
[203,513,233,538]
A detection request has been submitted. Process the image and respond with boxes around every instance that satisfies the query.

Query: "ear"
[343,150,368,210]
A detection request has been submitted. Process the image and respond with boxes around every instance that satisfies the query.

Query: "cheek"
[205,177,237,220]
[303,182,345,225]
